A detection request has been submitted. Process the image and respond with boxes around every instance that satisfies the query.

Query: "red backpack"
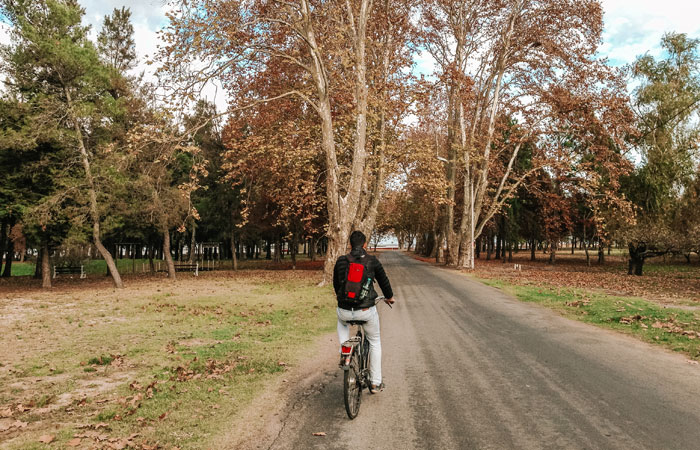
[344,254,372,303]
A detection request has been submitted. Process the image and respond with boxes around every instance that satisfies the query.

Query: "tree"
[125,108,207,280]
[1,0,126,287]
[158,0,417,282]
[97,7,137,72]
[419,0,632,270]
[224,101,327,270]
[625,33,700,275]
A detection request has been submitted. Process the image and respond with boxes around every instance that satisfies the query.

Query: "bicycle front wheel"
[344,351,362,419]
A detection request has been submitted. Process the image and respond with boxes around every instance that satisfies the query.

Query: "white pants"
[337,306,382,385]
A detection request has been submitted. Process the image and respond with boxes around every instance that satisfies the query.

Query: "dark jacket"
[333,247,393,310]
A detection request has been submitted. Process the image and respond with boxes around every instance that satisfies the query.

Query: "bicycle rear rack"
[340,336,362,369]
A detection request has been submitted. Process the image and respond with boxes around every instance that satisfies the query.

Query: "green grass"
[1,254,319,277]
[1,262,35,276]
[479,279,700,359]
[640,263,700,275]
[1,273,335,449]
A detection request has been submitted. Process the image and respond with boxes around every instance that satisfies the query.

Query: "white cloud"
[4,0,700,105]
[600,0,700,65]
[84,1,229,114]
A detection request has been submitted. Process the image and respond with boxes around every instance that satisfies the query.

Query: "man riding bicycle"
[333,230,395,393]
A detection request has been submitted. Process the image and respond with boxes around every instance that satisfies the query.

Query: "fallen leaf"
[12,420,28,429]
[686,360,699,365]
[312,432,327,436]
[159,412,167,420]
[67,437,81,447]
[38,435,55,444]
[109,441,127,450]
[0,408,12,418]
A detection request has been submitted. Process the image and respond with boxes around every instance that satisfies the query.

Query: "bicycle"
[339,296,392,419]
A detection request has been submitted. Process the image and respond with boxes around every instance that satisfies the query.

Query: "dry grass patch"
[0,270,335,449]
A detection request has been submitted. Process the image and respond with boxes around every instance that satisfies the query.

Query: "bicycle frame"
[340,296,388,419]
[340,328,369,382]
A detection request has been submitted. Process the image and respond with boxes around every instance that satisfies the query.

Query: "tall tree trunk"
[549,243,557,264]
[583,221,590,267]
[163,228,176,280]
[0,220,6,270]
[231,230,238,270]
[2,238,14,277]
[42,242,51,289]
[628,244,645,276]
[291,234,297,270]
[508,242,513,262]
[274,239,281,263]
[530,239,536,261]
[598,240,605,265]
[148,245,155,273]
[309,236,316,262]
[444,89,458,266]
[299,0,371,284]
[189,220,196,263]
[63,85,123,288]
[35,247,43,279]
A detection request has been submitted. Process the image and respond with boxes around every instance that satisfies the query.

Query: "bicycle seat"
[346,320,367,325]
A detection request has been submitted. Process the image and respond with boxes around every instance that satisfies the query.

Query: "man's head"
[349,230,366,249]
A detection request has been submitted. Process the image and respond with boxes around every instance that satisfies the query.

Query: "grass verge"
[1,255,322,278]
[0,271,335,449]
[478,278,700,360]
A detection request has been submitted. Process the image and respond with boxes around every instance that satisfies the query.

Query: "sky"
[1,0,700,110]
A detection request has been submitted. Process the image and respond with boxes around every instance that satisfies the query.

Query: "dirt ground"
[0,269,335,449]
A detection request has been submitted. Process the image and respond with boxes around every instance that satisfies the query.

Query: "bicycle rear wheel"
[344,351,362,419]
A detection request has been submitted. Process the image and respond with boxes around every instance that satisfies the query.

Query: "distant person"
[333,230,395,393]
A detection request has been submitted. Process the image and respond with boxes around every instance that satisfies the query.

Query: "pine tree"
[97,7,137,72]
[1,0,125,287]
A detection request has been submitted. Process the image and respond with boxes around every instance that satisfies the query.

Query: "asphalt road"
[267,251,700,450]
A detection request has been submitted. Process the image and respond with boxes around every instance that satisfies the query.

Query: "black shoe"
[370,382,385,394]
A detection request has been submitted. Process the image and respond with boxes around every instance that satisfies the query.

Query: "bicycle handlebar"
[375,296,393,308]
